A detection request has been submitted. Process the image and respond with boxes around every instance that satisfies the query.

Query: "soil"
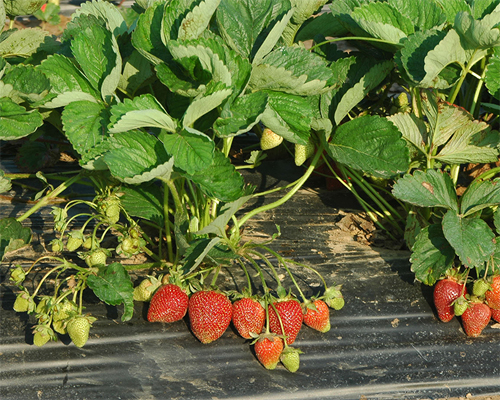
[4,15,71,36]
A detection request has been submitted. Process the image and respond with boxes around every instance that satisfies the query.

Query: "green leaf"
[281,0,329,46]
[0,98,43,140]
[421,96,500,164]
[249,46,334,96]
[410,224,455,285]
[4,0,46,17]
[386,112,428,155]
[197,195,252,237]
[460,178,500,217]
[402,29,466,88]
[109,94,177,133]
[187,149,247,201]
[160,127,214,175]
[182,237,222,274]
[61,100,109,157]
[331,57,394,125]
[387,0,446,31]
[485,48,500,100]
[470,0,500,19]
[168,39,233,88]
[0,170,11,193]
[0,28,55,58]
[455,10,500,49]
[120,184,165,226]
[71,23,122,101]
[2,64,51,105]
[37,54,100,99]
[216,0,276,58]
[495,207,500,235]
[433,0,470,24]
[260,91,312,145]
[72,0,128,38]
[392,169,459,211]
[103,131,174,184]
[296,11,349,42]
[328,115,410,179]
[87,263,134,322]
[442,210,496,267]
[0,217,31,261]
[182,86,232,128]
[252,8,294,64]
[350,2,414,43]
[214,91,268,137]
[0,0,5,28]
[118,49,154,97]
[178,0,220,40]
[131,2,168,65]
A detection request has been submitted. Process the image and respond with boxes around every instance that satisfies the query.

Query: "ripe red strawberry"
[490,308,500,323]
[461,301,491,337]
[188,290,232,344]
[485,275,500,310]
[303,299,330,333]
[147,284,189,323]
[232,297,265,339]
[433,277,466,322]
[268,299,303,345]
[254,334,284,370]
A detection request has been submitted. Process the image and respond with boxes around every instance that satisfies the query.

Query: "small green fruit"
[280,347,303,373]
[86,249,107,267]
[50,239,64,253]
[10,266,26,285]
[294,141,314,166]
[260,128,283,150]
[67,315,95,348]
[473,279,490,297]
[14,292,32,313]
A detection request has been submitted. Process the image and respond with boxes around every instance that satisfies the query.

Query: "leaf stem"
[237,145,323,227]
[16,173,82,223]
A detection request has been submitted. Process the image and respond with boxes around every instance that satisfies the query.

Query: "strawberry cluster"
[433,273,500,337]
[140,276,344,372]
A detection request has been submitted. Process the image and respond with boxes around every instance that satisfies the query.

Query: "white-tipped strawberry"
[260,128,283,150]
[294,140,314,166]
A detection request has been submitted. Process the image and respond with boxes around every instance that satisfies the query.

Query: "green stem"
[309,36,401,52]
[163,181,175,264]
[469,58,487,117]
[259,245,307,302]
[237,258,254,295]
[238,145,323,227]
[16,173,82,223]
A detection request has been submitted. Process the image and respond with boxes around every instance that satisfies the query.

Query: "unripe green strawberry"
[10,265,26,285]
[67,315,95,348]
[86,249,107,267]
[50,239,64,253]
[133,276,162,302]
[327,296,345,310]
[52,298,78,335]
[280,346,303,373]
[119,237,141,256]
[260,128,283,150]
[473,279,490,297]
[294,141,314,166]
[97,195,121,225]
[395,92,409,107]
[66,231,84,252]
[14,292,33,313]
[82,236,95,250]
[33,331,51,347]
[453,296,468,317]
